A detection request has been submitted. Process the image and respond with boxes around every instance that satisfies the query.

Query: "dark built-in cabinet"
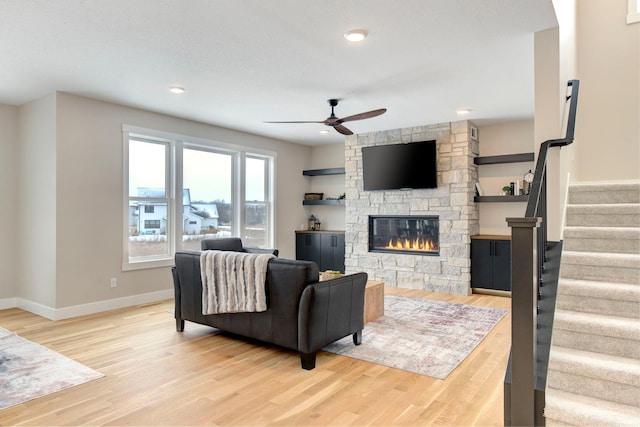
[471,235,511,291]
[295,231,345,273]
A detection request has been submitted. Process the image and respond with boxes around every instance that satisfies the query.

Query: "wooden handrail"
[506,79,579,426]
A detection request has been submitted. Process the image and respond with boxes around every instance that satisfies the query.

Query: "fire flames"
[385,237,437,252]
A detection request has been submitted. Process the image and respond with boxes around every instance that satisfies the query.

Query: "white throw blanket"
[200,250,274,315]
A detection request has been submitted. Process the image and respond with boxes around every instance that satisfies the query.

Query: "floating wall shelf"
[474,153,534,165]
[474,195,529,203]
[302,167,346,176]
[302,199,345,206]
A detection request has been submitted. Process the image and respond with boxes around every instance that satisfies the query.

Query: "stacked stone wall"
[344,120,479,295]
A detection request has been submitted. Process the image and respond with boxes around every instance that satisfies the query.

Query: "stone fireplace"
[344,120,479,295]
[369,215,439,256]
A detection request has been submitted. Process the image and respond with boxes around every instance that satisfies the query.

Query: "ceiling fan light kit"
[264,98,386,136]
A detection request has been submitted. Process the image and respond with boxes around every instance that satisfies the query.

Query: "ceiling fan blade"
[263,120,325,124]
[338,108,387,123]
[334,124,353,135]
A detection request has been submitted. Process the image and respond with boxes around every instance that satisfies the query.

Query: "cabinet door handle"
[490,241,494,256]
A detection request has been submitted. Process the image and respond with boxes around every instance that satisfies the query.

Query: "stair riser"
[566,212,640,227]
[556,294,640,318]
[569,189,640,205]
[547,370,640,407]
[563,237,640,254]
[552,329,640,359]
[561,264,640,284]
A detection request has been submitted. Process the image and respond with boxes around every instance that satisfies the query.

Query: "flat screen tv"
[362,140,437,191]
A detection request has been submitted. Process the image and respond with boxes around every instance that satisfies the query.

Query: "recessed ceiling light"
[456,108,472,115]
[320,130,330,134]
[344,29,368,42]
[169,86,185,94]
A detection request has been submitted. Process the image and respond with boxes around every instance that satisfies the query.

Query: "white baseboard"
[0,297,18,310]
[1,289,174,321]
[17,298,56,319]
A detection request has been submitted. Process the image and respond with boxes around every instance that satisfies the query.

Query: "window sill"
[122,258,174,271]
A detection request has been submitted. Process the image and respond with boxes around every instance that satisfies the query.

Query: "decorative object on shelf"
[475,183,484,197]
[474,152,534,203]
[325,193,346,200]
[524,169,534,195]
[304,192,323,200]
[320,270,344,281]
[308,214,317,230]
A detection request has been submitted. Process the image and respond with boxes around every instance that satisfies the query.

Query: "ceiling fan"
[264,99,386,136]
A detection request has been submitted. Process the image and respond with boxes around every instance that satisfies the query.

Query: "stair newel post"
[507,216,542,426]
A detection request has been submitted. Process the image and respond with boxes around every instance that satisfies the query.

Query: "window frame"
[629,0,640,24]
[122,125,276,271]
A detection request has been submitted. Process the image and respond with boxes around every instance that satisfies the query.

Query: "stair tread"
[555,309,640,339]
[550,346,640,386]
[569,182,640,192]
[564,226,640,237]
[567,203,640,209]
[545,388,640,426]
[563,250,640,265]
[558,278,640,300]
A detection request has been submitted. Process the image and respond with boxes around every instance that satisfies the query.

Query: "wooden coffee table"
[364,280,384,323]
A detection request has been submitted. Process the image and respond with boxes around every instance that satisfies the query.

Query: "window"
[244,155,271,248]
[123,125,275,270]
[182,147,233,251]
[629,0,640,24]
[126,138,171,264]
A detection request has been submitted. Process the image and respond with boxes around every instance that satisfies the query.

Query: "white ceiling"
[0,0,557,146]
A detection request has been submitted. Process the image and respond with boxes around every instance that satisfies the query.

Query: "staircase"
[545,181,640,426]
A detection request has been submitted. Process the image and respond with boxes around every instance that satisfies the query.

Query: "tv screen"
[362,140,437,191]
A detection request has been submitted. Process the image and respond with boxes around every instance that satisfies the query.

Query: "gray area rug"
[323,295,508,379]
[0,327,104,410]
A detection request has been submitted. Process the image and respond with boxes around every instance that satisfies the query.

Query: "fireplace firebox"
[369,215,439,256]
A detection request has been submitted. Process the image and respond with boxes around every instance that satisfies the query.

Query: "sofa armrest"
[245,247,279,257]
[297,272,368,355]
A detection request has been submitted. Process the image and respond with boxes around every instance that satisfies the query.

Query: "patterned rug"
[0,327,104,410]
[323,295,508,379]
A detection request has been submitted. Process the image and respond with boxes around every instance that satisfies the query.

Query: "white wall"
[0,104,19,301]
[54,93,311,308]
[534,27,563,241]
[534,0,638,240]
[305,143,346,231]
[477,120,535,235]
[574,0,640,182]
[18,94,57,308]
[13,92,311,312]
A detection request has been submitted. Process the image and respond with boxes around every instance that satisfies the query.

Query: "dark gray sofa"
[172,238,367,369]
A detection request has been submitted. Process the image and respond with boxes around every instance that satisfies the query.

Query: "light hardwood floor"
[0,288,511,426]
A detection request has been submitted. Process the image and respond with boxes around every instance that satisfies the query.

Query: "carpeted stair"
[545,181,640,426]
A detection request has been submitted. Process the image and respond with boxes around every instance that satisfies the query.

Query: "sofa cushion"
[201,237,244,252]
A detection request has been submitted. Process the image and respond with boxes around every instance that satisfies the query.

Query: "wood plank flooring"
[0,288,511,426]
